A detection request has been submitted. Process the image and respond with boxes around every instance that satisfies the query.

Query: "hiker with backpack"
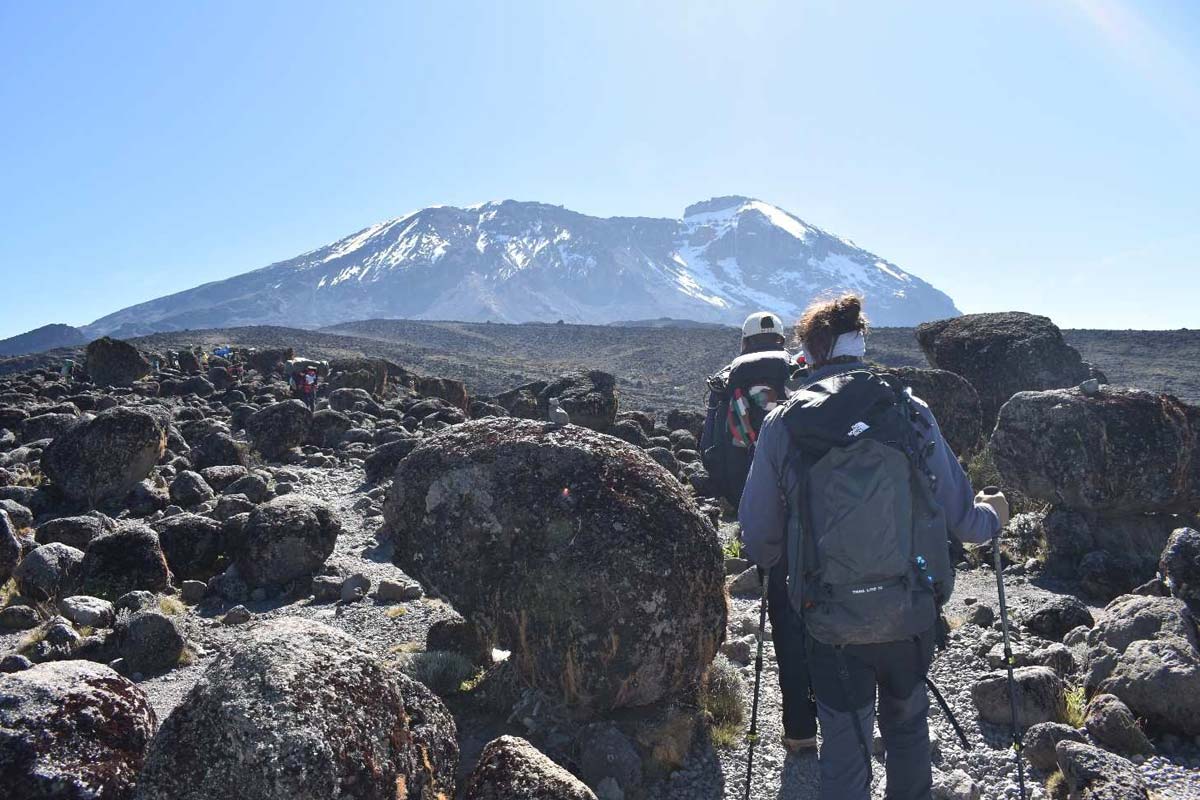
[700,312,819,755]
[739,295,1009,800]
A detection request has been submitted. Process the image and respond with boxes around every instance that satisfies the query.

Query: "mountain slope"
[82,196,959,336]
[0,324,87,357]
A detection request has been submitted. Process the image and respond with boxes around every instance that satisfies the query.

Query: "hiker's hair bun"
[797,293,869,361]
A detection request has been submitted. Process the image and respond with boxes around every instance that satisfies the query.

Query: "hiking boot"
[781,735,818,753]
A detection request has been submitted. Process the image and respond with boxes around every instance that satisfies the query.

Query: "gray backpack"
[780,369,952,646]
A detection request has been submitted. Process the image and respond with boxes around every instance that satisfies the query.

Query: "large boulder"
[35,514,113,550]
[1084,693,1154,756]
[79,524,171,600]
[115,609,185,675]
[1023,721,1086,771]
[1160,527,1200,610]
[914,312,1098,425]
[190,431,247,470]
[13,542,83,601]
[135,617,457,800]
[885,366,984,458]
[991,387,1200,516]
[384,418,726,716]
[413,375,470,413]
[1023,595,1095,642]
[363,436,420,483]
[537,371,618,432]
[1039,508,1193,591]
[495,381,547,420]
[307,409,353,448]
[245,400,312,460]
[85,337,151,387]
[0,660,156,800]
[40,407,167,507]
[1089,595,1198,655]
[463,736,597,800]
[1098,636,1200,736]
[1055,741,1149,800]
[231,494,339,588]
[154,513,223,581]
[971,666,1065,727]
[245,347,293,376]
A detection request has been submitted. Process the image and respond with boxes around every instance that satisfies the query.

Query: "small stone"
[720,635,754,665]
[1079,378,1101,396]
[58,595,116,628]
[312,575,342,602]
[0,653,33,672]
[965,603,996,628]
[724,556,749,576]
[0,604,41,630]
[340,573,370,603]
[223,605,252,625]
[374,578,422,602]
[727,567,762,596]
[180,580,207,604]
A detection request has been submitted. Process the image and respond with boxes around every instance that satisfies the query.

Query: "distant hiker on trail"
[700,311,817,754]
[739,294,1009,800]
[301,367,319,410]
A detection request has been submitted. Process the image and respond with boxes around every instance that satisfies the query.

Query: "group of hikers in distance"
[701,294,1012,800]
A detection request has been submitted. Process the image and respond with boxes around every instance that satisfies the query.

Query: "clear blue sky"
[2,0,1198,338]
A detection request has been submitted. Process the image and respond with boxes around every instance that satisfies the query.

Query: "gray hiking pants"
[815,686,931,800]
[808,632,935,800]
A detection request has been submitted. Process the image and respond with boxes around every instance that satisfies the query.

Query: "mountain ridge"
[77,196,959,338]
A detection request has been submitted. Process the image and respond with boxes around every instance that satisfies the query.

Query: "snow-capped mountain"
[82,196,959,337]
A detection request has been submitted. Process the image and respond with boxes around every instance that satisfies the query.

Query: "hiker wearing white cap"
[700,310,817,754]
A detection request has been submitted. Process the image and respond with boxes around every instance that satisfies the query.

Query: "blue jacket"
[738,360,1000,572]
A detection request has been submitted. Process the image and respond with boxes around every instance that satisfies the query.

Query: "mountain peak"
[682,195,757,218]
[79,196,960,337]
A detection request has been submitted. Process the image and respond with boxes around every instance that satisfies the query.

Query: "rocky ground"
[2,311,1200,800]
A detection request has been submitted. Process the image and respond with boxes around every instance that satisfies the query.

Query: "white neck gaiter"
[803,331,866,366]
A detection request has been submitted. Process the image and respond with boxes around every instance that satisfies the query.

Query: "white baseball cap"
[741,311,785,340]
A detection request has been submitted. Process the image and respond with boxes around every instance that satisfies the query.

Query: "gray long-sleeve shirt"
[739,361,1001,571]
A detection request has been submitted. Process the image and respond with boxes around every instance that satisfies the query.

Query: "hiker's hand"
[975,488,1010,532]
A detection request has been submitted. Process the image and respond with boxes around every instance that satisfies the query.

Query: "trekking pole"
[983,486,1027,800]
[744,568,769,800]
[924,677,971,750]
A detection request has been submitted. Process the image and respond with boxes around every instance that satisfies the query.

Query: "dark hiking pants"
[807,631,935,800]
[768,563,817,740]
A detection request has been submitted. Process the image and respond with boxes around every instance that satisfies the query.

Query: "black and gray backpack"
[780,369,952,646]
[701,350,793,506]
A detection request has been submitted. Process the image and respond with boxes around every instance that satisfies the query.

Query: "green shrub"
[1064,684,1087,728]
[721,538,743,560]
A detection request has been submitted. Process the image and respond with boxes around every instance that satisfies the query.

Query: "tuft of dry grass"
[1045,770,1069,799]
[700,655,746,750]
[157,595,186,616]
[0,578,17,607]
[177,645,198,667]
[385,605,407,618]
